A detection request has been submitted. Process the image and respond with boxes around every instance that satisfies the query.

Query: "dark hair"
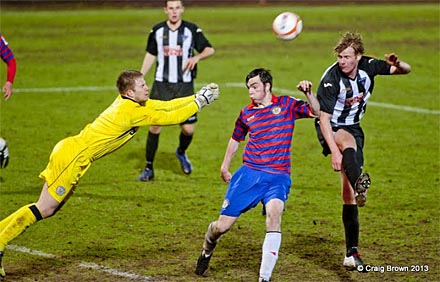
[246,68,273,91]
[116,70,143,94]
[165,0,183,6]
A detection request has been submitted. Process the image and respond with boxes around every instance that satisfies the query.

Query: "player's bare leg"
[195,215,236,276]
[354,173,371,207]
[35,183,63,218]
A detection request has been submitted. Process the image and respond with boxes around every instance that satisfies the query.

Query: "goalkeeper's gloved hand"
[194,83,220,109]
[0,144,9,169]
[206,83,219,100]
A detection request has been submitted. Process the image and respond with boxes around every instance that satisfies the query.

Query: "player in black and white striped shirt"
[316,32,411,271]
[138,0,214,181]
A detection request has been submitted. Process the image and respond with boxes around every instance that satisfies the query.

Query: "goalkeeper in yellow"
[0,70,219,277]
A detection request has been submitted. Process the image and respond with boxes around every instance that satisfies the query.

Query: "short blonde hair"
[116,70,143,94]
[334,32,365,55]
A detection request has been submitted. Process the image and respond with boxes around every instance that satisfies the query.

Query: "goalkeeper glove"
[0,144,9,169]
[205,83,219,100]
[194,83,220,109]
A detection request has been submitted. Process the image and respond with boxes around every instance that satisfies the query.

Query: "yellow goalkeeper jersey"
[78,95,198,162]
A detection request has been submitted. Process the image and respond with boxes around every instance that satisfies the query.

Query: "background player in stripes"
[195,68,320,282]
[315,32,411,271]
[138,0,215,181]
[0,34,17,170]
[0,34,16,101]
[0,70,219,278]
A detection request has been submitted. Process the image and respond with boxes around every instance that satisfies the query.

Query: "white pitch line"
[14,86,116,93]
[367,101,440,115]
[13,83,440,115]
[7,244,57,259]
[78,262,154,281]
[7,244,154,281]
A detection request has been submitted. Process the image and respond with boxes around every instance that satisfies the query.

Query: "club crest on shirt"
[272,106,281,115]
[56,186,66,196]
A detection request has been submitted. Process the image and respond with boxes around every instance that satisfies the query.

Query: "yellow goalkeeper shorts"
[39,136,91,203]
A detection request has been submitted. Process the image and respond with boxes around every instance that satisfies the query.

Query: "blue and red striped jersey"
[0,35,14,63]
[232,94,312,176]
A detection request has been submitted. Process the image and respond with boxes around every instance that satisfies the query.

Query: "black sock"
[177,132,193,155]
[342,204,359,256]
[145,161,153,170]
[342,148,361,190]
[29,204,43,221]
[146,132,160,168]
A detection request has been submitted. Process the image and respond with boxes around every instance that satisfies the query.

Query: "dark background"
[2,0,438,8]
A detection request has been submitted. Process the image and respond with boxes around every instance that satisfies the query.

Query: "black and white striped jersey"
[317,56,391,126]
[146,20,212,83]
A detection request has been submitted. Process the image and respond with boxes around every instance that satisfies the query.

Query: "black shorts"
[315,119,365,166]
[151,81,197,124]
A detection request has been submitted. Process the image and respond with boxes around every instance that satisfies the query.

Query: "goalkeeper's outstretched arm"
[137,83,220,126]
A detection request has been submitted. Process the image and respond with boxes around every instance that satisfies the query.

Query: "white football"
[272,12,303,41]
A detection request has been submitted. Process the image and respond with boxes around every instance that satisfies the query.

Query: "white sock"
[259,232,281,280]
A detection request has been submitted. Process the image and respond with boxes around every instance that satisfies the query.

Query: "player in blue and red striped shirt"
[195,68,320,282]
[0,34,16,100]
[0,34,17,169]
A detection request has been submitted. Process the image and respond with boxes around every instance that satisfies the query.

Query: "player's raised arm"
[296,80,320,117]
[385,53,411,75]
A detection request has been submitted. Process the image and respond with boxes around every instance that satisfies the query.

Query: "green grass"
[0,3,439,282]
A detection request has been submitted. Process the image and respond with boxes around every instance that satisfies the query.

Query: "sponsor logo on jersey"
[345,93,365,106]
[163,46,183,57]
[324,83,333,88]
[246,115,255,122]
